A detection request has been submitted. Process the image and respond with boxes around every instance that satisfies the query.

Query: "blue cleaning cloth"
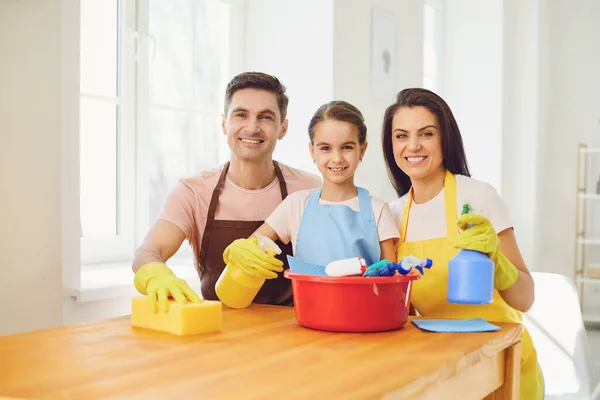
[286,255,327,276]
[411,318,500,333]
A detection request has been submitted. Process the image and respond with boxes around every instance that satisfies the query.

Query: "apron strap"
[443,171,459,239]
[273,161,288,200]
[400,189,413,244]
[198,162,230,268]
[400,170,459,243]
[357,187,375,224]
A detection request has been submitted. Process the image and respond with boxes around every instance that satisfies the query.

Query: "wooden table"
[0,305,522,399]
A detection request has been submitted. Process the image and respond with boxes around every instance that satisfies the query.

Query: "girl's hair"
[381,88,470,197]
[308,101,367,144]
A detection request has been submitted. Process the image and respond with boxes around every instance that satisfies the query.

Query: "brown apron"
[196,161,294,306]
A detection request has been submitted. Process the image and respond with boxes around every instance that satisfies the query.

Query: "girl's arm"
[496,228,535,312]
[380,238,397,262]
[251,223,282,243]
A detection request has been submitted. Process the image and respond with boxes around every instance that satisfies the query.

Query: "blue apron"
[292,187,381,270]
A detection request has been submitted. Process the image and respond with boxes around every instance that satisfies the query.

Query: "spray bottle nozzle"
[255,233,282,255]
[461,203,474,230]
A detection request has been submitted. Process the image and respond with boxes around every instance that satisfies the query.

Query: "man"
[132,72,322,312]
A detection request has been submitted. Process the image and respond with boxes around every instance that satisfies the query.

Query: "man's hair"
[223,72,289,120]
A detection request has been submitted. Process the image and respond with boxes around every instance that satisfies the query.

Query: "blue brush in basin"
[286,255,327,276]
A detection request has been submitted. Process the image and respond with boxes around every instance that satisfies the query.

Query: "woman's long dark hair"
[381,88,470,197]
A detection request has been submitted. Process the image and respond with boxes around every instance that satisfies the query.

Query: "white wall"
[333,0,424,202]
[537,0,600,316]
[244,0,423,202]
[443,0,504,192]
[243,0,334,176]
[444,0,600,317]
[0,0,63,334]
[501,0,543,270]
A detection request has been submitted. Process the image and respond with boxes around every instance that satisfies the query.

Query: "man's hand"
[134,262,201,313]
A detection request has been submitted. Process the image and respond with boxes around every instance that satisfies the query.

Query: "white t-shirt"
[266,188,400,254]
[389,174,513,242]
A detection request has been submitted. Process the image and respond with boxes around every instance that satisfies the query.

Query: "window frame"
[80,0,243,267]
[423,0,445,95]
[80,0,137,265]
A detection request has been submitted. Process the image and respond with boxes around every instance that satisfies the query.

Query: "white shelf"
[588,262,600,266]
[579,148,600,154]
[578,193,600,200]
[577,238,600,245]
[582,314,600,324]
[575,277,600,284]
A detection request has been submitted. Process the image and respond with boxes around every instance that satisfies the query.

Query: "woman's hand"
[452,213,499,260]
[451,213,534,312]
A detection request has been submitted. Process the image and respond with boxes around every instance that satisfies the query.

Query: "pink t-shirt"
[157,162,322,256]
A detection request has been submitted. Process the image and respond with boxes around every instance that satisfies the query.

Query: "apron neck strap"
[206,161,231,223]
[273,161,288,200]
[400,170,459,243]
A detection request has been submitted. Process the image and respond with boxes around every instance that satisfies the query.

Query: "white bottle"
[325,257,367,277]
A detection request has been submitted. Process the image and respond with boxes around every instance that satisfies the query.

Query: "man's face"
[222,88,288,162]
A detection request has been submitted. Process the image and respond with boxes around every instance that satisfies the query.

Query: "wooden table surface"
[0,304,522,400]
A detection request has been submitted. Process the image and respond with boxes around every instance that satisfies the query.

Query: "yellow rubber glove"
[452,213,519,292]
[223,237,284,279]
[134,262,202,313]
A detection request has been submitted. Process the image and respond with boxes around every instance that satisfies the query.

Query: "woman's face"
[391,106,444,182]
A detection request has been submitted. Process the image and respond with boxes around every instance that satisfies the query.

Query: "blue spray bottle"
[447,204,494,304]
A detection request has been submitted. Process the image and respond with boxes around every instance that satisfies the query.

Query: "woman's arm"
[380,238,397,262]
[496,228,535,312]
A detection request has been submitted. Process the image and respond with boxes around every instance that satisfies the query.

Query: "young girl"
[224,101,398,274]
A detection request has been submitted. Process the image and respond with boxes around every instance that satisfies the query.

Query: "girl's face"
[309,119,367,187]
[391,106,444,182]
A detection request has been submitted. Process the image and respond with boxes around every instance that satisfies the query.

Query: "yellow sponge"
[131,296,222,336]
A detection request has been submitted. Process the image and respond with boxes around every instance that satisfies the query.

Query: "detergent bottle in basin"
[215,233,281,309]
[447,205,494,304]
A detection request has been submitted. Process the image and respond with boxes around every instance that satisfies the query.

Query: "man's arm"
[132,220,187,272]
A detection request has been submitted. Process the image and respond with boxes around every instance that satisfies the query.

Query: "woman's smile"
[405,156,428,165]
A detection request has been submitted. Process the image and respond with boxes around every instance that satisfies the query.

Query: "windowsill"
[65,261,202,304]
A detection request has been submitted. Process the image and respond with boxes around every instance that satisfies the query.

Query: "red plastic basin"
[285,270,419,333]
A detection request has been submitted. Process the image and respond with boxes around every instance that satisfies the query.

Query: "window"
[79,0,241,266]
[423,0,445,94]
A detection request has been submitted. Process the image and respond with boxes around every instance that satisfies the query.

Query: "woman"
[382,88,543,399]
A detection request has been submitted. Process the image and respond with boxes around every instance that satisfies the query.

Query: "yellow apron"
[397,171,543,400]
